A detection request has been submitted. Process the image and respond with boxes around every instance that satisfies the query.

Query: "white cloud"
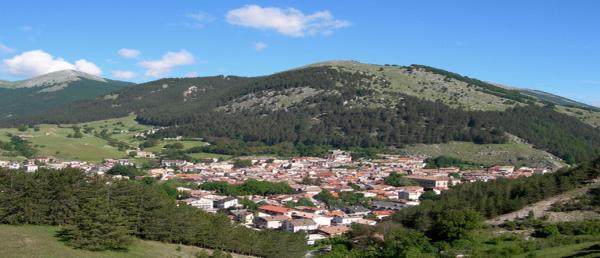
[74,59,102,76]
[112,70,137,80]
[0,43,14,54]
[118,48,141,58]
[226,5,350,37]
[2,50,103,77]
[139,50,195,77]
[254,41,268,51]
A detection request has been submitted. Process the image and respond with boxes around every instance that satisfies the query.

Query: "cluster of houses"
[0,150,551,245]
[142,151,550,244]
[0,157,133,175]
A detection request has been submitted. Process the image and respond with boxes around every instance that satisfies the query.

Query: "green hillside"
[401,140,565,170]
[0,116,217,162]
[0,70,134,119]
[0,224,251,258]
[3,61,599,165]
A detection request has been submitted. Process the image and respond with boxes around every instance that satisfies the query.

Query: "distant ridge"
[0,70,135,117]
[0,70,107,89]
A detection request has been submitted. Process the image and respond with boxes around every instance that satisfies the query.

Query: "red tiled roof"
[372,210,395,216]
[258,205,291,214]
[319,225,349,236]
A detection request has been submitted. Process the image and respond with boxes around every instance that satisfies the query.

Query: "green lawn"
[0,224,252,258]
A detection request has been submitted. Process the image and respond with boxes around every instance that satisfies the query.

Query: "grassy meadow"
[0,115,226,162]
[0,224,251,258]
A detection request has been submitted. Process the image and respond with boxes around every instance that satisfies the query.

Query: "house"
[332,215,361,225]
[307,233,328,245]
[404,175,449,189]
[136,150,156,159]
[230,209,254,224]
[303,186,322,195]
[397,186,425,201]
[7,162,20,170]
[358,191,377,198]
[318,225,350,237]
[353,218,377,226]
[283,218,318,233]
[116,159,134,166]
[34,156,51,164]
[215,197,238,209]
[342,205,370,216]
[183,198,215,212]
[258,205,292,217]
[148,168,171,179]
[292,212,332,227]
[254,215,289,229]
[371,201,406,211]
[45,162,67,170]
[24,164,39,173]
[161,159,187,168]
[328,150,352,163]
[372,210,395,220]
[490,165,515,174]
[294,206,323,214]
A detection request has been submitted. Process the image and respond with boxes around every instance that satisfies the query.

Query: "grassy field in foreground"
[401,141,565,170]
[514,242,600,258]
[0,224,251,258]
[469,228,600,258]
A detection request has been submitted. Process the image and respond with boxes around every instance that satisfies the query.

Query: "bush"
[534,224,560,238]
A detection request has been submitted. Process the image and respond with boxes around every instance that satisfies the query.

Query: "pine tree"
[58,192,131,251]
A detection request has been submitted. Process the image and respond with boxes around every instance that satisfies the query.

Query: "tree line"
[200,179,295,196]
[0,168,307,257]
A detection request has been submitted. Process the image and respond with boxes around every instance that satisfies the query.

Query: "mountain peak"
[11,70,107,89]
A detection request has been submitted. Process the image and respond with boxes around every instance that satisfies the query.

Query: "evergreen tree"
[58,191,131,250]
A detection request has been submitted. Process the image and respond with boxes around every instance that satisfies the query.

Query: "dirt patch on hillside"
[486,184,599,225]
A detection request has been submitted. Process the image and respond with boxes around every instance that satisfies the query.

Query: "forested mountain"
[3,61,599,164]
[0,70,134,118]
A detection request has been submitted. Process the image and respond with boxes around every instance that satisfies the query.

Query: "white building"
[24,164,39,173]
[283,218,318,233]
[254,215,289,229]
[184,198,215,212]
[215,197,238,209]
[397,186,425,201]
[332,216,361,226]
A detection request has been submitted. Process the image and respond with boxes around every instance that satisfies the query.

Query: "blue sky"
[1,0,599,106]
